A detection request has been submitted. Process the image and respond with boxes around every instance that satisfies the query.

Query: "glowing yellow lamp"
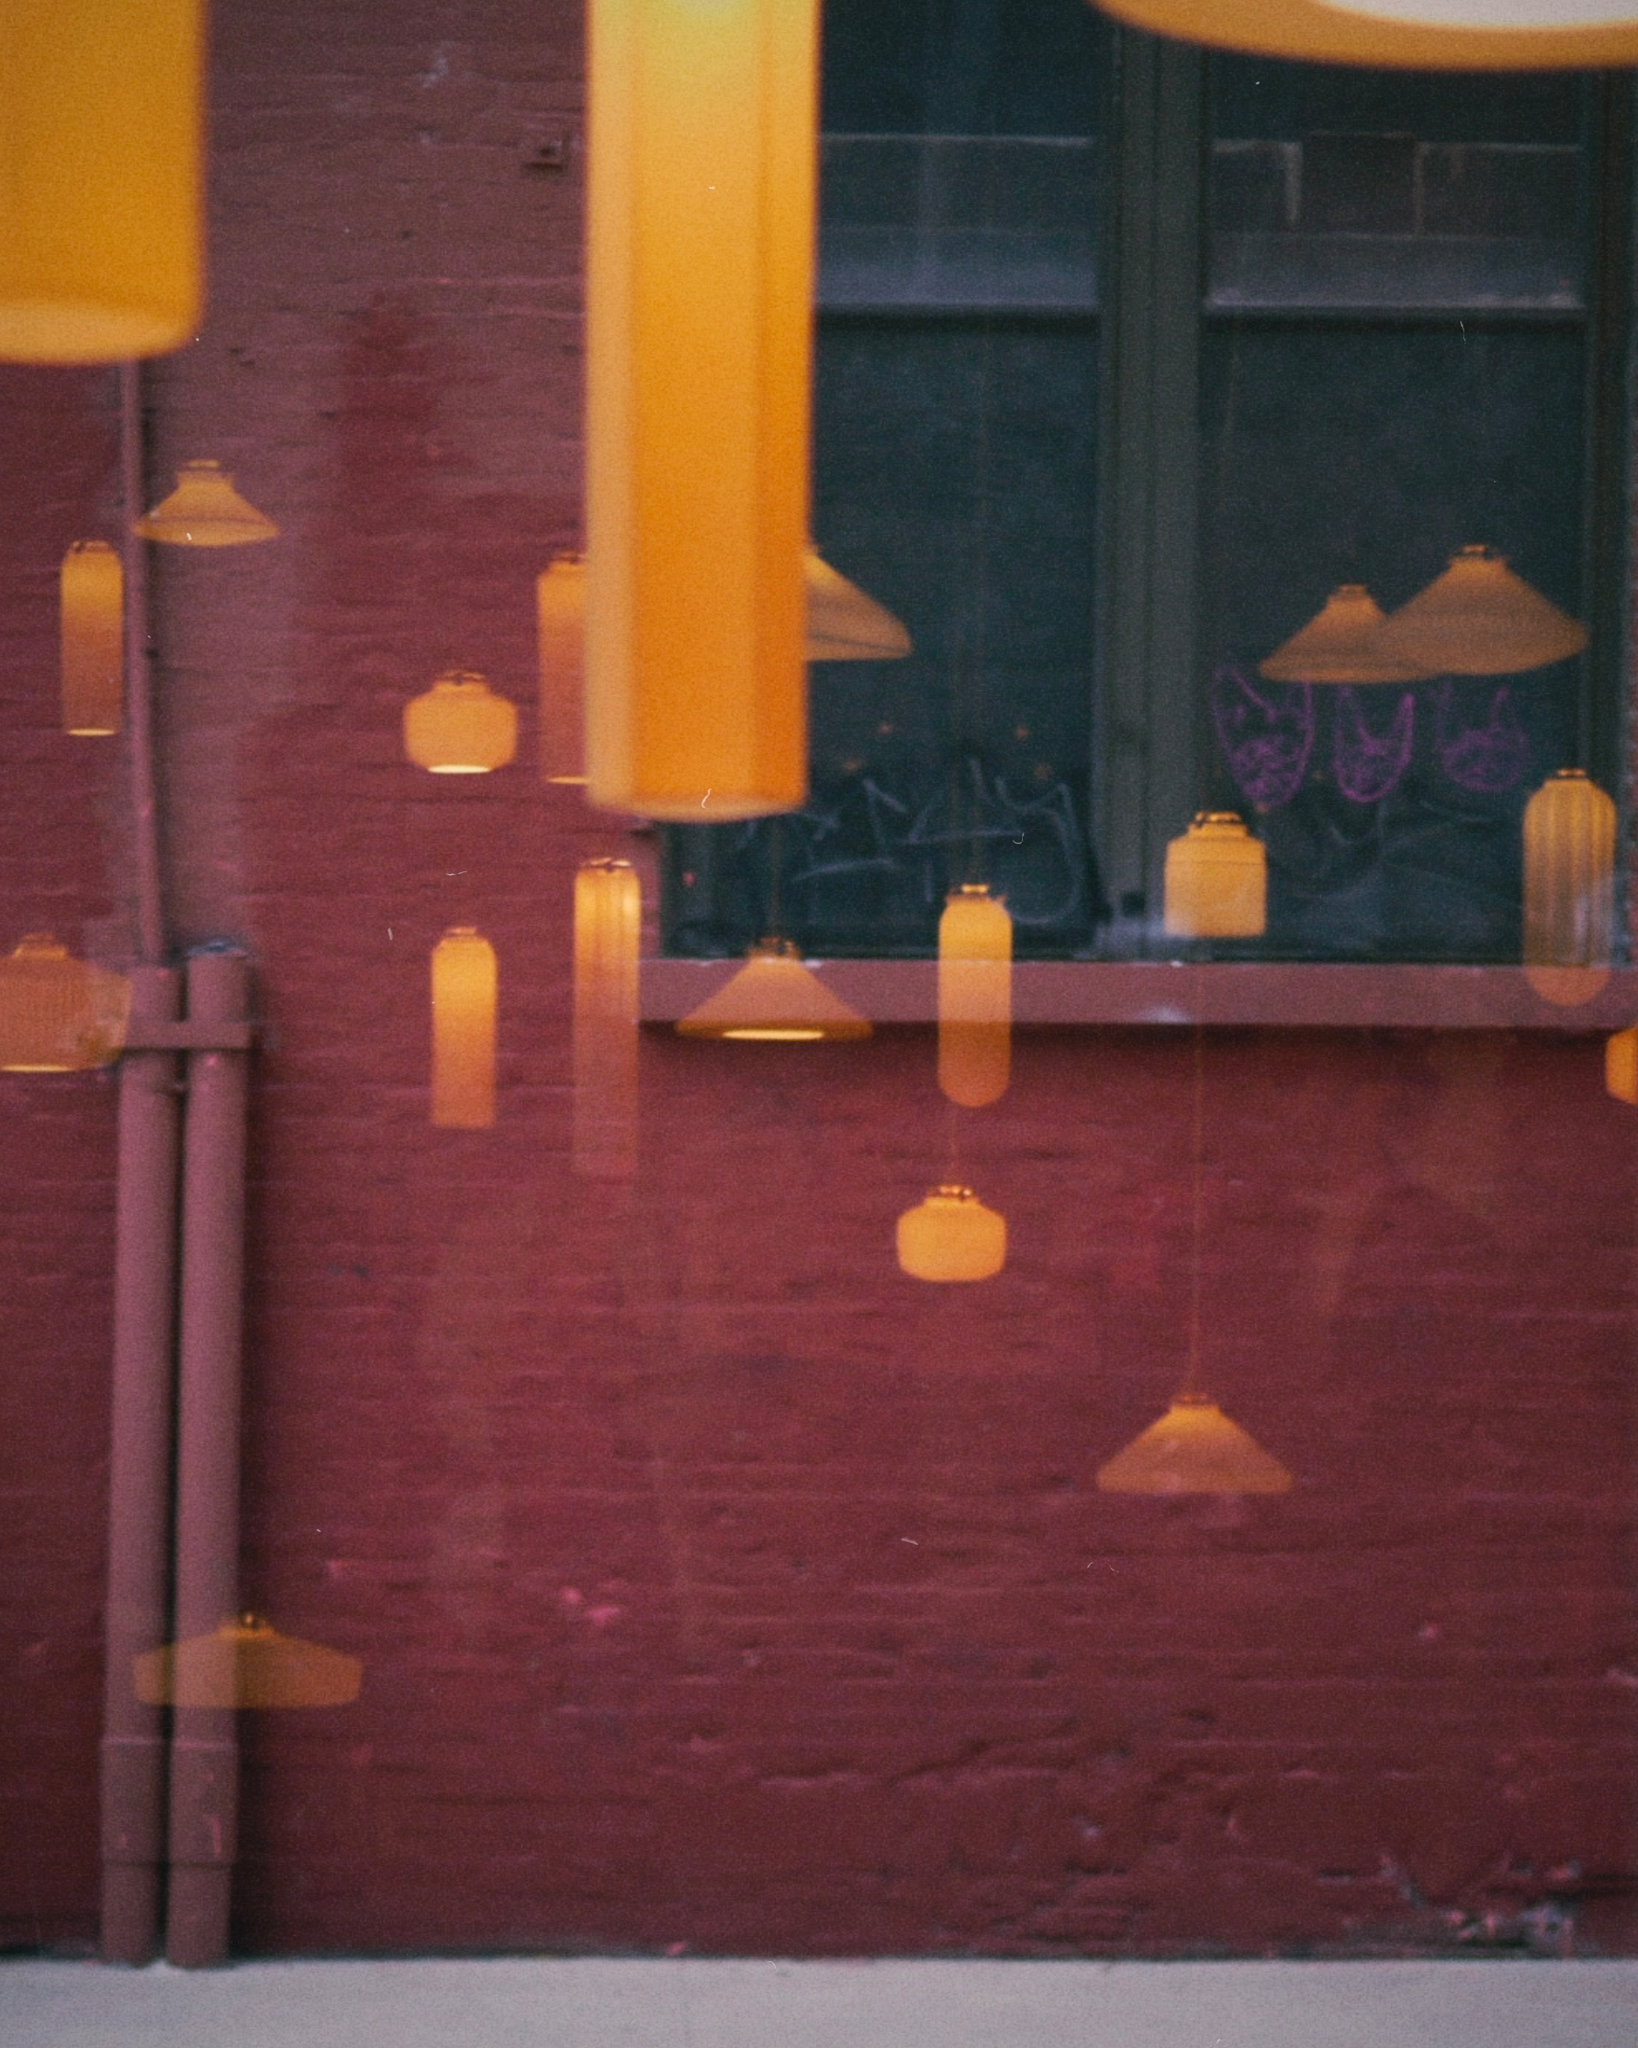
[0,934,130,1072]
[896,1184,1007,1283]
[676,941,871,1042]
[1374,547,1586,676]
[1522,769,1615,1006]
[1097,1394,1292,1496]
[0,0,202,363]
[1605,1027,1638,1107]
[134,461,279,546]
[60,540,123,735]
[538,554,587,785]
[1259,585,1431,685]
[430,927,497,1128]
[134,1614,362,1710]
[404,671,518,774]
[1088,0,1638,68]
[574,857,641,1179]
[584,0,819,821]
[1164,813,1267,940]
[938,885,1012,1109]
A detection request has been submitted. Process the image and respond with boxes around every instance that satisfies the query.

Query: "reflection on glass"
[1375,544,1587,675]
[0,934,130,1071]
[134,1614,362,1709]
[403,671,518,775]
[60,540,123,735]
[938,884,1012,1108]
[896,1183,1007,1282]
[134,461,278,546]
[1097,1392,1293,1496]
[1522,767,1614,1005]
[430,927,497,1128]
[1164,813,1268,940]
[1259,583,1431,685]
[573,858,640,1180]
[537,555,587,785]
[676,941,871,1043]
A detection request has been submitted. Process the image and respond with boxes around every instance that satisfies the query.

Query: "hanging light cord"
[119,361,166,966]
[1181,1022,1205,1400]
[942,1094,962,1186]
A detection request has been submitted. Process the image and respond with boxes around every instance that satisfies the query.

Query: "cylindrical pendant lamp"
[584,0,819,821]
[938,885,1012,1109]
[61,540,124,735]
[1522,769,1615,1006]
[0,934,131,1071]
[0,1,203,364]
[134,462,279,547]
[430,928,497,1129]
[404,672,518,775]
[1096,1393,1292,1496]
[1087,0,1638,69]
[573,858,641,1179]
[896,1185,1007,1283]
[538,555,587,785]
[1164,813,1267,940]
[1606,1027,1638,1106]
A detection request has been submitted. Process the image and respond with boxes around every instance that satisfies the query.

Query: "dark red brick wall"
[2,0,1635,1959]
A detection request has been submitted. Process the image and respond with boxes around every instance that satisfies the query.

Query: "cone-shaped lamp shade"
[430,927,497,1128]
[1087,0,1638,68]
[584,0,818,821]
[1259,585,1431,685]
[134,1614,362,1709]
[134,460,279,546]
[1097,1394,1293,1496]
[0,1,202,363]
[574,858,641,1179]
[0,934,130,1071]
[676,941,871,1042]
[404,671,518,774]
[938,885,1012,1109]
[1522,769,1615,1006]
[1374,547,1586,676]
[897,1184,1007,1282]
[1164,813,1267,940]
[538,555,587,784]
[1605,1027,1638,1106]
[60,540,123,734]
[805,547,912,661]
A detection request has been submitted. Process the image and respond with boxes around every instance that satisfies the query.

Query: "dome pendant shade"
[0,934,130,1071]
[1522,769,1615,1005]
[134,461,279,546]
[538,554,587,784]
[676,942,871,1042]
[60,540,123,734]
[938,885,1012,1108]
[573,858,641,1179]
[1373,547,1586,675]
[430,928,497,1127]
[1164,813,1267,940]
[404,671,518,774]
[1259,585,1431,684]
[1087,0,1638,69]
[1097,1394,1293,1496]
[134,1614,362,1709]
[1605,1027,1638,1106]
[804,547,912,661]
[896,1184,1007,1282]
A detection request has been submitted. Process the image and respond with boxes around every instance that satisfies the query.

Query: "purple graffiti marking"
[1434,680,1529,794]
[1334,686,1415,805]
[1211,664,1315,812]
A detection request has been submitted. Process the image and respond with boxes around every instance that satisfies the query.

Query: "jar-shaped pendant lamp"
[538,555,587,784]
[1164,813,1267,940]
[584,0,818,821]
[677,941,870,1042]
[404,671,518,774]
[430,928,497,1128]
[134,461,279,546]
[1097,1393,1292,1496]
[938,885,1012,1108]
[1605,1027,1638,1106]
[573,858,641,1179]
[60,540,123,735]
[1523,769,1615,1005]
[897,1185,1006,1282]
[0,934,131,1071]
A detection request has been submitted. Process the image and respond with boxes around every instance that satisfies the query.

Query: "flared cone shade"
[134,460,279,546]
[1259,585,1431,684]
[0,934,130,1071]
[538,555,587,784]
[897,1185,1007,1283]
[404,671,518,774]
[60,540,123,734]
[677,941,871,1041]
[1373,547,1586,675]
[938,885,1012,1109]
[134,1615,362,1709]
[1087,0,1638,68]
[1097,1394,1293,1496]
[1523,770,1615,1005]
[805,547,912,661]
[1164,813,1267,940]
[431,928,497,1128]
[1606,1027,1638,1106]
[574,858,641,1179]
[0,1,202,363]
[585,0,818,821]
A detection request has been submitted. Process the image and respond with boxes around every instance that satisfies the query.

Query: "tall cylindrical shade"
[62,540,124,735]
[584,0,818,821]
[430,928,497,1129]
[539,556,587,784]
[573,859,641,1179]
[1523,769,1615,1004]
[938,885,1012,1109]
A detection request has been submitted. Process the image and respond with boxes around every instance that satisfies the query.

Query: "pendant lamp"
[60,540,123,735]
[430,927,497,1128]
[573,858,641,1179]
[0,934,131,1071]
[584,0,819,821]
[1086,0,1638,69]
[134,1614,362,1710]
[896,1184,1007,1283]
[538,554,587,784]
[1097,1392,1293,1496]
[1605,1027,1638,1106]
[1373,547,1586,676]
[1164,813,1267,940]
[676,940,871,1042]
[1259,585,1431,686]
[0,0,203,363]
[1522,769,1615,1006]
[134,461,279,546]
[804,547,913,662]
[938,885,1012,1109]
[403,671,518,774]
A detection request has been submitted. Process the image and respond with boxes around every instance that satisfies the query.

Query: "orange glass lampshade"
[938,885,1012,1109]
[0,934,130,1071]
[1522,769,1615,1006]
[1164,813,1267,940]
[134,461,279,546]
[804,547,912,661]
[896,1184,1007,1283]
[60,540,123,735]
[1088,0,1638,68]
[676,941,871,1042]
[1259,585,1430,685]
[573,857,641,1179]
[1605,1027,1638,1106]
[134,1614,362,1709]
[430,927,497,1128]
[0,0,202,363]
[1373,547,1586,676]
[404,671,518,774]
[538,554,587,784]
[1097,1393,1293,1496]
[584,0,818,821]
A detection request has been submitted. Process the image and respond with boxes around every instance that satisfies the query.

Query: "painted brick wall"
[1,0,1635,1959]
